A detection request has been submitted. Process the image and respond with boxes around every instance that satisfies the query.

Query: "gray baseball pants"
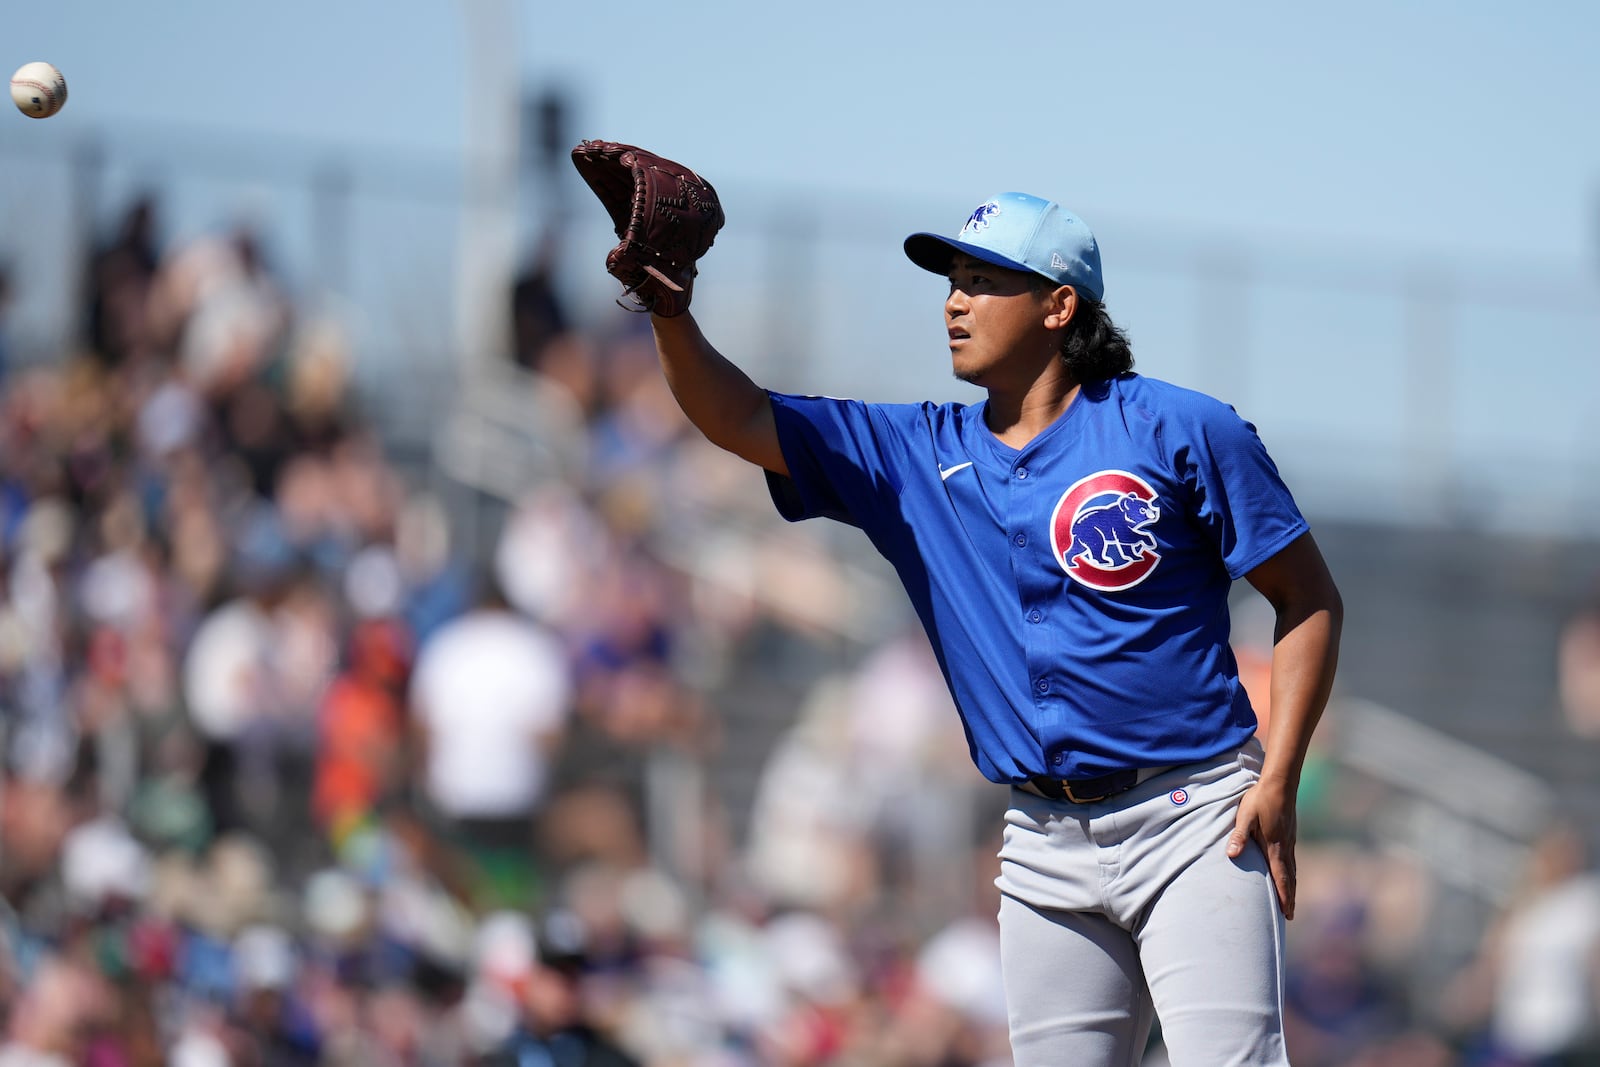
[996,737,1289,1066]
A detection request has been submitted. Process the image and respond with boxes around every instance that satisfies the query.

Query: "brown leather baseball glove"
[571,140,725,317]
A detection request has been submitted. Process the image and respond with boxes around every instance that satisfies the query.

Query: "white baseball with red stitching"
[10,62,67,119]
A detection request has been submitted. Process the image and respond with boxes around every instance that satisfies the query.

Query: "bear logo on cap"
[960,201,1001,236]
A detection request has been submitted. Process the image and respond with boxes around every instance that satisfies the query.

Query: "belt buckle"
[1059,780,1109,804]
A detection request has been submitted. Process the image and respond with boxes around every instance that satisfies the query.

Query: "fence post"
[311,163,351,303]
[69,136,107,352]
[1403,270,1453,517]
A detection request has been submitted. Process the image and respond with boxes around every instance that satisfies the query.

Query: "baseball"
[10,62,67,119]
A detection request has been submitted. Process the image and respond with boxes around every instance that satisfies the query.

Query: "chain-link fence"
[6,116,1599,539]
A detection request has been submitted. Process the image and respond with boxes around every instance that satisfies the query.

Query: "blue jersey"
[764,373,1308,784]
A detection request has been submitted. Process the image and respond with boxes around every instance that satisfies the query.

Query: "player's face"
[944,257,1061,387]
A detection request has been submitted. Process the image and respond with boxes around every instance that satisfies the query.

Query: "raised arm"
[651,312,787,476]
[569,140,787,476]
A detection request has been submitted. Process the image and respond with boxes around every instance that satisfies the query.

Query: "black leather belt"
[1021,765,1173,803]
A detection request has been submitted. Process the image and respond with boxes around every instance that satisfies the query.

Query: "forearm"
[1258,592,1342,790]
[1241,533,1343,791]
[651,312,786,474]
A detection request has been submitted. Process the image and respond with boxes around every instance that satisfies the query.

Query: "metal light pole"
[455,0,520,379]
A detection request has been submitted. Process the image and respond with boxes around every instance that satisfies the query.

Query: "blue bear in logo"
[1068,494,1160,569]
[961,201,1001,235]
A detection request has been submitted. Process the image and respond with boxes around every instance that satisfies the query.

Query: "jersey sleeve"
[1174,401,1309,580]
[764,392,910,530]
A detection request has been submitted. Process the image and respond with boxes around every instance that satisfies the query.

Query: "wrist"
[1256,769,1300,792]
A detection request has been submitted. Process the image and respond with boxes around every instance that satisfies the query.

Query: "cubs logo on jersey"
[1049,470,1163,592]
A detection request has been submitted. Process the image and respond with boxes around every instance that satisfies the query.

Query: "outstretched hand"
[570,140,725,317]
[1227,779,1299,919]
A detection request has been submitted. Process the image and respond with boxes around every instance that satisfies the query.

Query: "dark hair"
[1062,295,1134,382]
[1032,279,1134,382]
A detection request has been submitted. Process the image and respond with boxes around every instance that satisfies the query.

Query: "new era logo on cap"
[904,192,1105,302]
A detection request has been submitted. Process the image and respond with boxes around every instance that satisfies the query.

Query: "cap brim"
[903,233,1034,278]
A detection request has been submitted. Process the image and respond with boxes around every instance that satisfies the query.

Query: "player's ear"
[1043,285,1078,330]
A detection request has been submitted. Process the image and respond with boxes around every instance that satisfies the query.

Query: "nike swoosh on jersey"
[939,461,974,481]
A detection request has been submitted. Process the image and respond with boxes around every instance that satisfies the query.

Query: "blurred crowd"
[0,196,1596,1067]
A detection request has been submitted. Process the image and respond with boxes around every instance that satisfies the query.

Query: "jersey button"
[1052,753,1064,766]
[1028,610,1042,623]
[1016,466,1029,479]
[1035,678,1049,694]
[1013,533,1027,547]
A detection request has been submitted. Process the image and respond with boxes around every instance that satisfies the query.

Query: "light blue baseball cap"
[904,192,1104,301]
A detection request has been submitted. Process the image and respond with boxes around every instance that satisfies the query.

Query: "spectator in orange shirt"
[313,617,413,843]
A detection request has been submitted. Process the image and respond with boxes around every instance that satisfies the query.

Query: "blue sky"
[9,1,1595,265]
[5,1,1599,527]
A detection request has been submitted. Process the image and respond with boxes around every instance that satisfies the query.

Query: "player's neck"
[985,373,1082,449]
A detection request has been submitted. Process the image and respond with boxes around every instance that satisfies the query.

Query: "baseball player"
[580,156,1343,1065]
